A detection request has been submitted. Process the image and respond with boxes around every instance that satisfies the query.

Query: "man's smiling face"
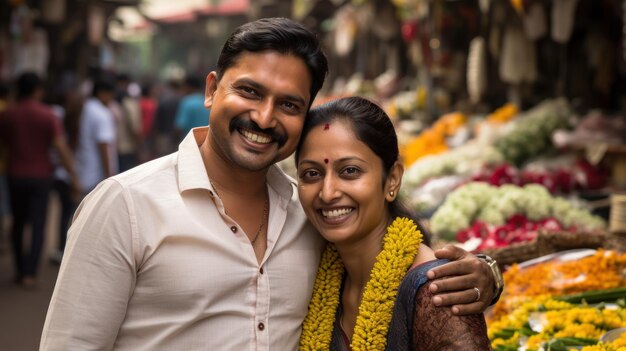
[204,50,312,172]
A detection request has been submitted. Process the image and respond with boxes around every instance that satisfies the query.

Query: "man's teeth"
[241,130,272,144]
[322,208,353,218]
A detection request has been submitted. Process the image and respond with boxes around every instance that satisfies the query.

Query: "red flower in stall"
[507,214,529,228]
[489,164,518,186]
[456,220,490,243]
[555,169,573,193]
[539,217,563,231]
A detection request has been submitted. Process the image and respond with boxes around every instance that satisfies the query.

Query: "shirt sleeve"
[95,109,116,144]
[41,179,137,350]
[49,111,64,139]
[412,282,492,351]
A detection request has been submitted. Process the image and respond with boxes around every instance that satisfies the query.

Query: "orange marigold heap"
[486,103,518,124]
[493,250,626,318]
[400,112,466,167]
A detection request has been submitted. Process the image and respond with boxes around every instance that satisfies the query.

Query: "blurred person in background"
[139,81,158,162]
[0,72,80,287]
[48,83,84,264]
[0,81,11,254]
[75,79,118,196]
[174,75,209,142]
[113,73,142,172]
[152,78,182,157]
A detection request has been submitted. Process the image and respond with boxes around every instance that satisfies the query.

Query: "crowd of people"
[0,71,209,286]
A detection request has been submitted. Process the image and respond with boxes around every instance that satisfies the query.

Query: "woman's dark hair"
[295,96,431,244]
[216,17,328,107]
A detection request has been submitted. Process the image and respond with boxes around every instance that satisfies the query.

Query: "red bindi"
[324,158,329,164]
[324,123,330,130]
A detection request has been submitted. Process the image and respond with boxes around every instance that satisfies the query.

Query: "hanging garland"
[299,217,423,351]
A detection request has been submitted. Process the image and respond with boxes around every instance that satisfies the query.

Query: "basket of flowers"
[428,182,608,267]
[479,231,555,268]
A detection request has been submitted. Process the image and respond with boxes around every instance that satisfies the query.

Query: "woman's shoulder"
[410,244,436,271]
[402,257,449,292]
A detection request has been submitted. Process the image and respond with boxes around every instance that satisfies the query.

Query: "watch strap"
[476,254,504,306]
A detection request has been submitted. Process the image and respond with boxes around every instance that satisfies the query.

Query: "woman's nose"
[318,176,341,202]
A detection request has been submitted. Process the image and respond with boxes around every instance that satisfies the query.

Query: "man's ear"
[204,72,218,108]
[385,161,404,202]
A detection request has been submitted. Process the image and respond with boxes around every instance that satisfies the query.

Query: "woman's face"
[297,119,394,245]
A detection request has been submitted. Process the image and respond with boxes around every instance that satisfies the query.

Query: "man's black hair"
[16,72,42,100]
[216,17,328,107]
[92,79,115,97]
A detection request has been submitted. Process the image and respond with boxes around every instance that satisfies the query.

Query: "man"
[0,72,80,287]
[152,78,182,157]
[0,80,10,254]
[74,79,118,195]
[41,18,501,350]
[112,73,142,173]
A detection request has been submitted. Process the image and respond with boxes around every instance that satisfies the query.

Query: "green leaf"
[492,328,516,339]
[557,287,626,304]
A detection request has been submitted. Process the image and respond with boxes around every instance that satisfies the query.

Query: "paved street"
[0,196,62,351]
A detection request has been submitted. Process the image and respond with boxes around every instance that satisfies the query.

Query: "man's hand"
[427,244,495,315]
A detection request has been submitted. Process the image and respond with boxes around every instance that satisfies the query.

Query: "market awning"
[140,0,249,23]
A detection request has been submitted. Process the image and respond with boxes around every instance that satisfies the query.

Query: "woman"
[296,97,490,350]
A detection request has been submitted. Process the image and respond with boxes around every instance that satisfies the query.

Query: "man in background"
[0,81,11,254]
[0,72,79,287]
[174,75,209,142]
[113,74,142,172]
[152,78,181,157]
[74,79,117,195]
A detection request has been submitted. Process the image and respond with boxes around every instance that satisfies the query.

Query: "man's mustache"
[230,118,287,148]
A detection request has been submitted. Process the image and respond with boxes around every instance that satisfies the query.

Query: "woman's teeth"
[322,208,353,218]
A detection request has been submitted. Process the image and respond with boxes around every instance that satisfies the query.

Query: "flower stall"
[488,250,626,351]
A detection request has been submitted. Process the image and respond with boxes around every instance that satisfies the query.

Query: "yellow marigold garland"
[299,217,422,351]
[299,241,344,349]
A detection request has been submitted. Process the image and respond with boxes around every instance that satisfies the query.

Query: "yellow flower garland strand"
[299,217,422,351]
[299,241,344,349]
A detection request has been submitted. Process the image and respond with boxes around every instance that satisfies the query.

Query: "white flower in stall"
[430,207,471,240]
[476,208,506,226]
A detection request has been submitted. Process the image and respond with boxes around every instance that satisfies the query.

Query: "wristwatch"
[476,254,504,305]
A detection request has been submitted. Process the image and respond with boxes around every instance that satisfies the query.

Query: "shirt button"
[260,267,264,274]
[258,322,265,331]
[230,226,237,233]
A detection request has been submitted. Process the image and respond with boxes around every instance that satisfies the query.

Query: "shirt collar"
[177,127,295,200]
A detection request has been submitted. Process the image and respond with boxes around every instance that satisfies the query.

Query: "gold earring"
[389,191,395,197]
